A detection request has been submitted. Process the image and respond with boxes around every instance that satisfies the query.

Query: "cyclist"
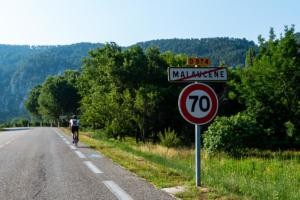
[69,115,79,144]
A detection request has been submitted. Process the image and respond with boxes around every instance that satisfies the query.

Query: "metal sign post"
[195,124,201,186]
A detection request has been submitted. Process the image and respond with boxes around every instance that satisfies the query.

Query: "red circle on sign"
[178,83,218,125]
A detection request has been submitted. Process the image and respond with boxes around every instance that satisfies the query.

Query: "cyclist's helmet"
[73,115,77,119]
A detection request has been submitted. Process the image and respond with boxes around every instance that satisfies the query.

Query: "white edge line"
[75,150,86,158]
[52,129,64,138]
[89,154,103,158]
[69,145,76,150]
[103,180,133,200]
[84,161,103,174]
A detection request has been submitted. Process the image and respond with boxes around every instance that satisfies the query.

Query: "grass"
[60,128,300,200]
[202,152,300,199]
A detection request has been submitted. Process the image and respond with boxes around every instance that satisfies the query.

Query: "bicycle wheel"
[74,131,79,146]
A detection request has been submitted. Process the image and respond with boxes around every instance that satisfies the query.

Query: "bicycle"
[72,129,79,146]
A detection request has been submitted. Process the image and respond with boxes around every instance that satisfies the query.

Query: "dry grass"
[135,143,193,159]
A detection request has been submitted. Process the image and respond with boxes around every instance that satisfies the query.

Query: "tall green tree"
[38,75,80,121]
[79,43,185,142]
[24,85,42,119]
[134,86,159,142]
[79,43,124,127]
[245,47,256,67]
[239,26,300,147]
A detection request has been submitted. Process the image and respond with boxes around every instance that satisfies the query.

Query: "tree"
[63,70,81,85]
[79,43,124,127]
[38,76,80,122]
[239,26,300,147]
[79,43,189,142]
[161,51,187,67]
[245,47,256,67]
[24,85,42,119]
[134,86,159,142]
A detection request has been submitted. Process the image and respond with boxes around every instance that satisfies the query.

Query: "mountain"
[135,37,257,66]
[0,38,256,121]
[0,43,103,121]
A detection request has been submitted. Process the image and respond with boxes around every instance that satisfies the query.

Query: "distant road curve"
[2,127,31,131]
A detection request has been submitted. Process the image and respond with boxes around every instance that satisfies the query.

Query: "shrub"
[203,112,263,155]
[284,121,295,137]
[158,127,181,148]
[103,120,120,139]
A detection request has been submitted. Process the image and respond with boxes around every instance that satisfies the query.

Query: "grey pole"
[195,124,201,187]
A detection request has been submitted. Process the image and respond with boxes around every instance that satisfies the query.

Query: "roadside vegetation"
[22,26,300,199]
[0,118,31,128]
[25,26,300,152]
[61,128,300,199]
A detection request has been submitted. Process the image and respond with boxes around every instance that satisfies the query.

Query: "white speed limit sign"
[178,83,218,125]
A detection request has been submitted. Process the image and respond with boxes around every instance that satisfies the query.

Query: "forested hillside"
[135,38,257,66]
[0,37,256,121]
[0,43,103,121]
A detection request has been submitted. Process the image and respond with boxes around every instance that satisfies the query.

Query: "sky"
[0,0,299,46]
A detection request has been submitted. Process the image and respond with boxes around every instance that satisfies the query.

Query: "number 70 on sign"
[189,95,210,113]
[178,83,218,125]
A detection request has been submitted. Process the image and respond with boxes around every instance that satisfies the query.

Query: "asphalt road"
[0,127,175,200]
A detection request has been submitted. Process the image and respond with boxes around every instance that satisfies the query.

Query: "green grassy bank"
[60,128,300,199]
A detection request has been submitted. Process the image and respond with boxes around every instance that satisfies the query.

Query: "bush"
[203,112,263,155]
[158,127,181,148]
[102,120,120,139]
[9,118,30,127]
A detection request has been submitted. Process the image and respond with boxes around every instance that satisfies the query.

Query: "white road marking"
[0,133,26,149]
[75,150,86,158]
[84,161,103,174]
[52,129,66,139]
[0,131,29,150]
[69,145,76,150]
[89,153,102,158]
[52,128,60,135]
[65,141,70,145]
[103,180,133,200]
